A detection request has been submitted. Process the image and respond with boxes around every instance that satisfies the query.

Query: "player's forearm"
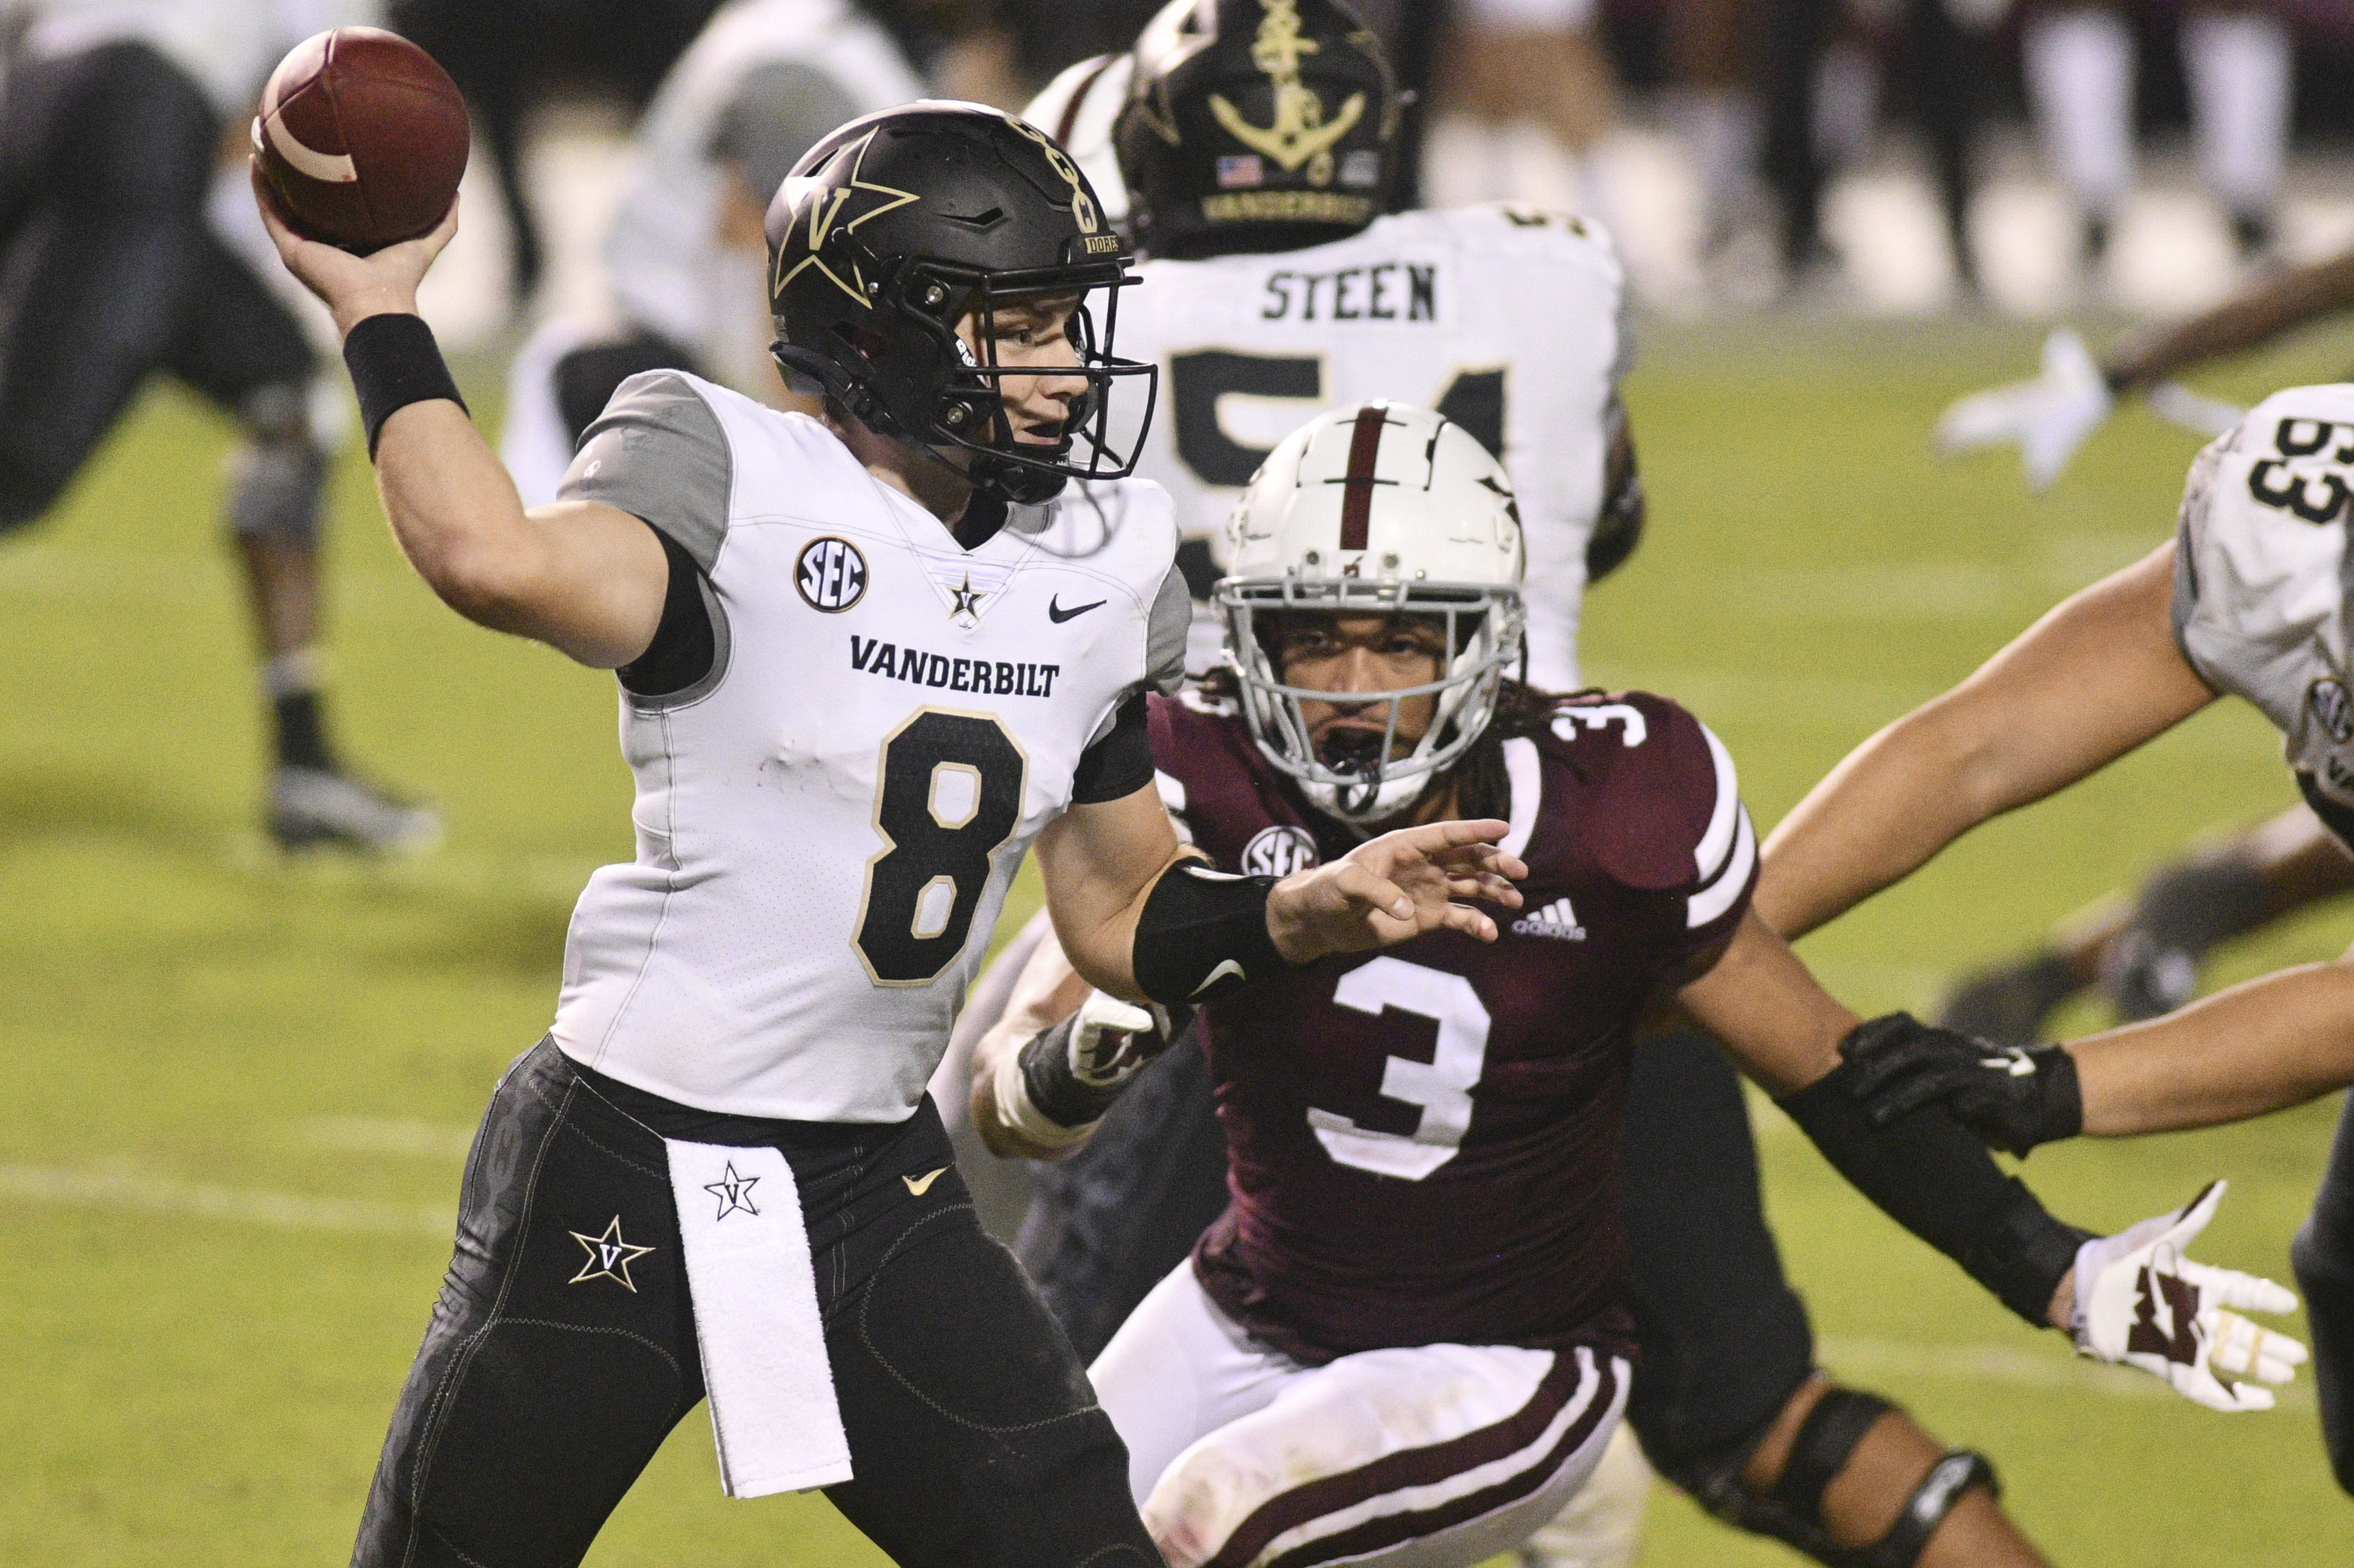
[2070,959,2354,1134]
[1760,547,2210,942]
[1034,790,1191,1002]
[2106,249,2354,392]
[373,400,547,627]
[1756,698,2000,942]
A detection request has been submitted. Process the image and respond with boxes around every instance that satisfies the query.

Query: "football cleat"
[269,765,440,853]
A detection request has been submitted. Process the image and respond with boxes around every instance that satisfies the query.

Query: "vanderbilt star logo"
[703,1162,762,1222]
[772,127,921,310]
[948,574,985,623]
[568,1216,656,1292]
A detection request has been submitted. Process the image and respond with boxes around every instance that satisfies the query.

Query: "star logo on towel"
[703,1162,763,1222]
[568,1216,656,1292]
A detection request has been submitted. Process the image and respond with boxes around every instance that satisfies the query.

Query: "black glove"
[1837,1012,2083,1157]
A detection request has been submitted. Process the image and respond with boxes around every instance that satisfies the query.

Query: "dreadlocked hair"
[1191,668,1596,826]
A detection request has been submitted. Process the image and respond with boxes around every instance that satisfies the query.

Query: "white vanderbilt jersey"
[552,370,1187,1123]
[2173,383,2354,823]
[1102,205,1630,689]
[604,0,922,365]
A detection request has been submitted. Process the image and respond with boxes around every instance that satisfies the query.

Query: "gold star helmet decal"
[772,128,921,310]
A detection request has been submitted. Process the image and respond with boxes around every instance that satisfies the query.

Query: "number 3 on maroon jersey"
[1305,957,1492,1179]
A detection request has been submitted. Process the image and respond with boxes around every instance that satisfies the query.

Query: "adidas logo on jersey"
[1511,897,1585,941]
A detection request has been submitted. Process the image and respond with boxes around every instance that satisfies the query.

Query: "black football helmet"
[767,101,1158,504]
[1114,0,1400,260]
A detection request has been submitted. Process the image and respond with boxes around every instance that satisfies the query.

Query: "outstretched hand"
[1266,817,1525,966]
[250,161,458,337]
[2068,1181,2307,1412]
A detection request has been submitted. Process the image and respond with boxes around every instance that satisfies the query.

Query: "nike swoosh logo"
[1048,595,1107,623]
[902,1166,949,1196]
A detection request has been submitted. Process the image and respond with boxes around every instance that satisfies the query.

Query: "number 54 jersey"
[548,370,1188,1123]
[1109,204,1628,688]
[1151,685,1756,1365]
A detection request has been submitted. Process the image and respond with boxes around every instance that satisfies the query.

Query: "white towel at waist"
[664,1139,853,1496]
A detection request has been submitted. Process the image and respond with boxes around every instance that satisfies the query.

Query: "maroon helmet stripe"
[1057,55,1120,148]
[1338,405,1388,552]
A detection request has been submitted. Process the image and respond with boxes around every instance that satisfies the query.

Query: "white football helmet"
[1219,401,1527,823]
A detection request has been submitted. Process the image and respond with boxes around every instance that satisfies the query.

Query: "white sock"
[2024,6,2136,219]
[2183,9,2292,218]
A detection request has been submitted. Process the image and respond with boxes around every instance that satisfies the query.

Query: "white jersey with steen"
[1104,205,1630,688]
[2174,383,2354,814]
[552,370,1186,1123]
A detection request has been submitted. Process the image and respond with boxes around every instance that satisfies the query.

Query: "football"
[251,28,469,254]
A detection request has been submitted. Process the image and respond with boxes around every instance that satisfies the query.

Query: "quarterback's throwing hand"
[2071,1181,2307,1411]
[1266,818,1525,964]
[250,162,459,337]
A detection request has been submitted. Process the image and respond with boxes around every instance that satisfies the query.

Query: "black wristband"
[343,313,468,458]
[1131,860,1286,1005]
[1780,1058,2094,1326]
[2021,1044,2084,1152]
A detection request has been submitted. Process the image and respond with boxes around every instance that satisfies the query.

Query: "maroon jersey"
[1151,685,1756,1365]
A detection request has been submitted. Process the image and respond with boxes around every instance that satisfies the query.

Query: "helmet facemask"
[765,104,1163,505]
[1221,579,1526,824]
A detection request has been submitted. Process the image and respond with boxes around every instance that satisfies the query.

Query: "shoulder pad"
[1539,692,1727,893]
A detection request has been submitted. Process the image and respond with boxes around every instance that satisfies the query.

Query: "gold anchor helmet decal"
[1207,0,1365,185]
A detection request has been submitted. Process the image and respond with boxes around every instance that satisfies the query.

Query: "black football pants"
[353,1039,1157,1568]
[1018,1025,1815,1484]
[0,41,311,529]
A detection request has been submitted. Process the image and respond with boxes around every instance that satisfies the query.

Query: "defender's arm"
[1758,543,2214,943]
[254,181,668,668]
[1676,913,2305,1409]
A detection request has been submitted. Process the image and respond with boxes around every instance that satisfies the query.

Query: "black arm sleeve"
[616,525,716,698]
[1070,693,1154,804]
[1779,1055,2093,1327]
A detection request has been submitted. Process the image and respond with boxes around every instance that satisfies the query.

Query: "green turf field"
[6,315,2354,1566]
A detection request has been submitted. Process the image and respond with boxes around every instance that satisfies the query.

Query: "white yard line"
[0,1163,453,1239]
[1820,1334,2317,1411]
[300,1118,478,1161]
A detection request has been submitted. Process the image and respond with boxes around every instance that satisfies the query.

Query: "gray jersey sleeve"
[558,370,734,573]
[1145,561,1191,695]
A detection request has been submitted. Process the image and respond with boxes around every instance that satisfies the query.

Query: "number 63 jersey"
[1151,685,1756,1364]
[548,370,1188,1123]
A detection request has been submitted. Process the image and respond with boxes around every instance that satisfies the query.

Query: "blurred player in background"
[1757,381,2354,1499]
[0,0,435,850]
[938,8,2073,1566]
[499,0,923,505]
[1932,243,2354,1044]
[973,402,2303,1568]
[2022,0,2295,272]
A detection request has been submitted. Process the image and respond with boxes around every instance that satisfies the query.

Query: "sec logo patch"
[1241,824,1319,877]
[796,536,868,612]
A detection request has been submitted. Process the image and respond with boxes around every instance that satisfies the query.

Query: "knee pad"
[226,387,327,552]
[1660,1388,1997,1568]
